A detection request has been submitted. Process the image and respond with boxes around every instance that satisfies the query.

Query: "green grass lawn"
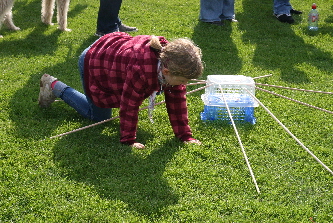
[1,0,333,222]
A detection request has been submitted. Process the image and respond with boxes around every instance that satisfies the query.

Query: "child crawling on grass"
[38,32,203,149]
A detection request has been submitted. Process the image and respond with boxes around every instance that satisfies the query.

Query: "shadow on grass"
[191,20,242,78]
[52,131,180,217]
[0,0,88,55]
[3,1,93,142]
[321,5,333,37]
[7,33,97,141]
[5,12,179,215]
[0,0,88,56]
[237,0,333,83]
[10,65,173,217]
[0,26,61,57]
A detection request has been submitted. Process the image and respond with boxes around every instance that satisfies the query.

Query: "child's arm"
[164,84,200,144]
[119,66,147,145]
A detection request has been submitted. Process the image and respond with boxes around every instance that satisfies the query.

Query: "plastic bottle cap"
[312,3,317,9]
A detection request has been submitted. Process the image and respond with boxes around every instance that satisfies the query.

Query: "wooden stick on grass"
[46,73,273,140]
[255,83,333,95]
[256,87,333,115]
[219,85,261,194]
[246,89,333,176]
[252,74,273,80]
[48,84,213,140]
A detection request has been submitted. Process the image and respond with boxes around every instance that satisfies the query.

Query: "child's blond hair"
[150,36,203,79]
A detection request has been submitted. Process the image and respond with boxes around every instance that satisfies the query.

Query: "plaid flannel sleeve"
[119,65,147,145]
[164,85,195,142]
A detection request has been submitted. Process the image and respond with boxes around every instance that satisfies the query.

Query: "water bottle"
[308,3,319,31]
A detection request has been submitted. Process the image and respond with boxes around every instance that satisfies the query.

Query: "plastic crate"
[200,106,256,124]
[201,75,258,107]
[201,93,256,107]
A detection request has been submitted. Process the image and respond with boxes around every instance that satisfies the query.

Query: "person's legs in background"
[200,0,224,26]
[274,0,292,15]
[273,0,302,24]
[96,0,122,34]
[95,0,137,36]
[219,0,237,22]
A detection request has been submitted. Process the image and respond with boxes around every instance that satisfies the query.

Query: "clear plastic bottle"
[308,3,319,31]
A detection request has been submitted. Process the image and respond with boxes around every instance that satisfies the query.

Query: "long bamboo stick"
[46,74,272,140]
[252,74,273,79]
[256,87,333,115]
[47,84,213,140]
[186,82,206,86]
[246,89,333,176]
[255,83,333,95]
[219,85,261,194]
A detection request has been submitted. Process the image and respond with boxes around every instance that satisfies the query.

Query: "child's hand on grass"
[185,139,202,145]
[131,142,145,149]
[131,139,201,149]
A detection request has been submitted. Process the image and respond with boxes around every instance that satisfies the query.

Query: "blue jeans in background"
[200,0,235,22]
[96,0,122,33]
[52,44,112,122]
[273,0,292,15]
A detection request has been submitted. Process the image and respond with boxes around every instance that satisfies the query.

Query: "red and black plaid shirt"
[84,32,195,144]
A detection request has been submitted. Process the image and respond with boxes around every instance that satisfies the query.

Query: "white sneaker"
[38,74,57,108]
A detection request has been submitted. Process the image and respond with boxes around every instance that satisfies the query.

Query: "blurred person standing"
[199,0,237,26]
[95,0,138,36]
[273,0,302,24]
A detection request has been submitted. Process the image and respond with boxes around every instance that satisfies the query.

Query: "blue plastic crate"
[201,93,257,107]
[201,106,256,124]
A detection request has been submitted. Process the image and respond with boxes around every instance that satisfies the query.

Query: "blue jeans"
[273,0,292,15]
[96,0,122,33]
[52,44,112,122]
[199,0,235,22]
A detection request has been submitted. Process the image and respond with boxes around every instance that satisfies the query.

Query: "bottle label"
[311,15,318,22]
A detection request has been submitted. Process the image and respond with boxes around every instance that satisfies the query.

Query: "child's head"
[151,37,204,79]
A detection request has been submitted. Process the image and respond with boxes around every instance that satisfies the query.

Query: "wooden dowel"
[219,85,261,194]
[255,83,333,95]
[246,89,333,176]
[252,74,272,79]
[47,84,212,140]
[256,87,333,115]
